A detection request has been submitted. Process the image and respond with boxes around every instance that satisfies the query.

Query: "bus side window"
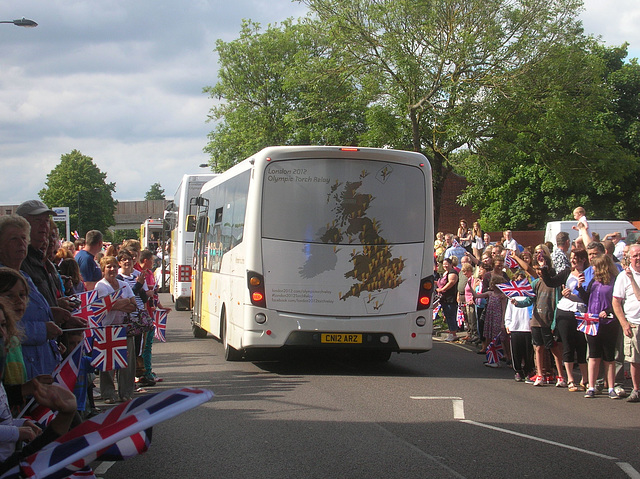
[214,207,223,225]
[186,215,196,232]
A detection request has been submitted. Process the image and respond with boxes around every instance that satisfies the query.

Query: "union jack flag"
[452,238,461,248]
[575,311,600,336]
[83,316,100,353]
[153,309,168,342]
[496,279,535,298]
[21,343,84,424]
[485,335,504,365]
[87,289,125,323]
[69,290,100,322]
[504,251,518,269]
[12,388,214,479]
[90,325,128,371]
[432,304,441,320]
[457,306,465,328]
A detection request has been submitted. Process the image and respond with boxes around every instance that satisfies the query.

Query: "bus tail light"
[247,271,267,308]
[178,265,192,282]
[417,275,435,311]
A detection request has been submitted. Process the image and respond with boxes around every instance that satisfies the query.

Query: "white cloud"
[0,0,637,205]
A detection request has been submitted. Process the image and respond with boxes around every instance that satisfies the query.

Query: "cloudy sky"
[0,0,638,205]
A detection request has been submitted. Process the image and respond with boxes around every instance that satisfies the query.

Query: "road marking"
[411,397,640,478]
[94,461,115,476]
[410,396,465,419]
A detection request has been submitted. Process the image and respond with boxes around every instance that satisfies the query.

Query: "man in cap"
[16,200,59,306]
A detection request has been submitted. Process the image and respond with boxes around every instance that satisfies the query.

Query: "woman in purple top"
[577,254,621,399]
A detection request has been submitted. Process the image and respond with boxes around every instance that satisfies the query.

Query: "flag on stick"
[496,279,535,298]
[153,309,168,342]
[90,325,128,371]
[575,312,600,336]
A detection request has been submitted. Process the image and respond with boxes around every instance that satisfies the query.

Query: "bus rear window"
[262,159,426,245]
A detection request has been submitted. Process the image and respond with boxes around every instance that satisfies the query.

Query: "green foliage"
[203,19,368,172]
[457,42,640,229]
[145,183,165,201]
[38,150,117,237]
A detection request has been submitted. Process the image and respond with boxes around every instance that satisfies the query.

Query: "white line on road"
[411,396,640,478]
[410,396,465,419]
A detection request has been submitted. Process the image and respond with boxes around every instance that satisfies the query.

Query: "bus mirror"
[186,215,197,232]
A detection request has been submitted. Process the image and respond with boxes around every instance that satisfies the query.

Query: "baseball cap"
[16,200,55,217]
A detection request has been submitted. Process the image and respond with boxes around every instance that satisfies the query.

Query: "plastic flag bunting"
[575,311,600,336]
[90,325,128,371]
[153,309,168,342]
[496,279,535,298]
[11,388,214,479]
[485,335,504,365]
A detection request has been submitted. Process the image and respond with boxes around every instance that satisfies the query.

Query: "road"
[97,295,640,479]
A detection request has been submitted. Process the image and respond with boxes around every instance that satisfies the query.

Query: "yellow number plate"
[321,333,362,344]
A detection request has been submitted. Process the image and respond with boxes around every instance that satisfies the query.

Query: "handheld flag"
[456,306,465,328]
[14,388,214,479]
[153,309,168,342]
[69,290,100,322]
[432,304,441,321]
[91,325,128,371]
[485,335,504,365]
[575,312,600,336]
[504,251,519,270]
[87,289,125,323]
[496,279,535,298]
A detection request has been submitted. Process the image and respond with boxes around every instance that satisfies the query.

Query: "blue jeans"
[442,303,459,333]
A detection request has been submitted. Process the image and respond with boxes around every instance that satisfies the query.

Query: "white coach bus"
[166,173,217,310]
[191,146,435,361]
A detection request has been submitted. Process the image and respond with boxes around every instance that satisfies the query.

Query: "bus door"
[191,198,209,327]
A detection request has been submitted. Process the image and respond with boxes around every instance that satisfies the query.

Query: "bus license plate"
[321,333,362,344]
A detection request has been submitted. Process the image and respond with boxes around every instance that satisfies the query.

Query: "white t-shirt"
[613,268,640,325]
[503,238,518,251]
[95,278,135,326]
[504,296,531,332]
[557,274,585,313]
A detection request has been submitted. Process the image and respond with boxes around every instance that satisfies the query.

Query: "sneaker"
[544,374,555,385]
[608,389,622,399]
[594,382,604,394]
[137,376,156,387]
[514,372,524,382]
[584,388,595,398]
[627,390,640,403]
[614,385,627,398]
[150,372,163,382]
[484,361,499,368]
[525,375,537,384]
[444,334,455,342]
[533,376,544,387]
[555,376,567,388]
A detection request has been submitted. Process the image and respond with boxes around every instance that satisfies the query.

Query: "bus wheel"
[222,313,242,361]
[192,324,208,339]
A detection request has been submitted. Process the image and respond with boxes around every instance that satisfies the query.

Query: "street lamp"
[0,17,38,27]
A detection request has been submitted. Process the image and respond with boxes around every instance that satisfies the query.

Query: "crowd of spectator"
[0,199,168,468]
[434,214,640,403]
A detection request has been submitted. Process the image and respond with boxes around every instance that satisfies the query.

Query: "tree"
[301,0,585,227]
[145,183,166,201]
[203,19,368,171]
[39,150,117,237]
[456,43,640,229]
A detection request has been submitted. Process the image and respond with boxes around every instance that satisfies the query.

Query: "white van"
[544,220,636,245]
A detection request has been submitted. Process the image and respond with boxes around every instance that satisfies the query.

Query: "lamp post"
[0,17,38,27]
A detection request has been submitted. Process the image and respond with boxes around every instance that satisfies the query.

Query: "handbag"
[124,309,154,336]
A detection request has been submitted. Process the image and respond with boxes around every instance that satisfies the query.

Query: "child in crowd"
[506,270,535,381]
[572,206,589,235]
[0,298,41,461]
